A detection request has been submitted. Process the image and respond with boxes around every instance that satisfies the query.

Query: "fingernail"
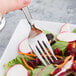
[23,0,31,4]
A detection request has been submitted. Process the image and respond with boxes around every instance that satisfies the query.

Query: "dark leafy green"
[37,65,56,76]
[32,66,44,76]
[52,41,68,55]
[72,28,76,33]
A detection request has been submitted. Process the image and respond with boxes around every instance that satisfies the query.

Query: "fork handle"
[22,7,32,29]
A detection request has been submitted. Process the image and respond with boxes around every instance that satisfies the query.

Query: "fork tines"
[29,33,57,66]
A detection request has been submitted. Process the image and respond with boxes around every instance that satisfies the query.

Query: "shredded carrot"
[50,55,74,75]
[54,64,59,67]
[22,57,33,71]
[18,51,36,57]
[58,55,72,68]
[30,51,33,54]
[44,54,63,60]
[50,71,54,75]
[46,48,63,60]
[46,49,63,59]
[71,56,74,60]
[70,67,72,70]
[74,60,76,63]
[46,48,50,52]
[46,48,52,55]
[72,42,76,48]
[69,56,74,70]
[49,40,51,44]
[25,55,35,60]
[56,55,63,59]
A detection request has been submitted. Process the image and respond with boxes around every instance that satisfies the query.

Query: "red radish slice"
[57,32,76,42]
[6,64,29,76]
[37,65,56,76]
[60,23,70,33]
[55,59,73,76]
[18,38,32,53]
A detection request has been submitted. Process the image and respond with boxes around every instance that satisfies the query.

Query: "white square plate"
[0,20,76,76]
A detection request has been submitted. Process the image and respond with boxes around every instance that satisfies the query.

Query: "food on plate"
[4,24,76,76]
[59,23,70,33]
[57,32,76,42]
[18,38,32,53]
[57,23,76,42]
[50,56,74,76]
[72,28,76,33]
[6,64,29,76]
[37,65,56,76]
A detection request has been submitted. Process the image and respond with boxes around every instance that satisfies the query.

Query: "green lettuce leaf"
[52,41,68,55]
[35,65,56,76]
[42,30,51,34]
[32,66,44,76]
[72,28,76,33]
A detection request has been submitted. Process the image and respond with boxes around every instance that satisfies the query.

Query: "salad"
[4,23,76,76]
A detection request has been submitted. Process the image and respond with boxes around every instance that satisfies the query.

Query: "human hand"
[0,0,31,15]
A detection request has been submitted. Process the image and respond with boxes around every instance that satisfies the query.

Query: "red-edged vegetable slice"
[6,64,29,76]
[57,32,76,42]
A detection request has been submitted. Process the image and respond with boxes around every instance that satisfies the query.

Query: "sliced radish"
[60,23,70,33]
[57,32,76,42]
[37,65,56,76]
[61,70,74,76]
[18,38,32,53]
[55,59,73,76]
[6,64,29,76]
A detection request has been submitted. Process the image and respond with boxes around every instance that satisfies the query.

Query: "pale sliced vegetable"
[57,32,76,42]
[37,65,56,76]
[55,59,73,76]
[6,64,29,76]
[60,23,70,33]
[18,38,32,53]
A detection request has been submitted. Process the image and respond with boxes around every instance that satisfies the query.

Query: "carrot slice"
[22,57,33,71]
[50,71,54,75]
[18,51,36,57]
[49,40,51,44]
[58,55,72,68]
[46,48,63,60]
[44,54,63,59]
[30,51,33,54]
[74,60,76,63]
[46,48,52,55]
[56,55,63,59]
[25,55,35,60]
[71,56,74,60]
[50,56,74,75]
[54,64,59,67]
[72,42,76,48]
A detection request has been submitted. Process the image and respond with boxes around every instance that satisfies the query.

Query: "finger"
[7,0,31,12]
[16,0,31,9]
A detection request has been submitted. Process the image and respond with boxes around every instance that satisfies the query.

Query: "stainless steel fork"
[22,7,57,66]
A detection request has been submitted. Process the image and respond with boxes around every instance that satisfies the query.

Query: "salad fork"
[22,7,57,66]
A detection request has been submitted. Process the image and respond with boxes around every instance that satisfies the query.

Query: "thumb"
[15,0,31,9]
[0,0,31,14]
[9,0,31,11]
